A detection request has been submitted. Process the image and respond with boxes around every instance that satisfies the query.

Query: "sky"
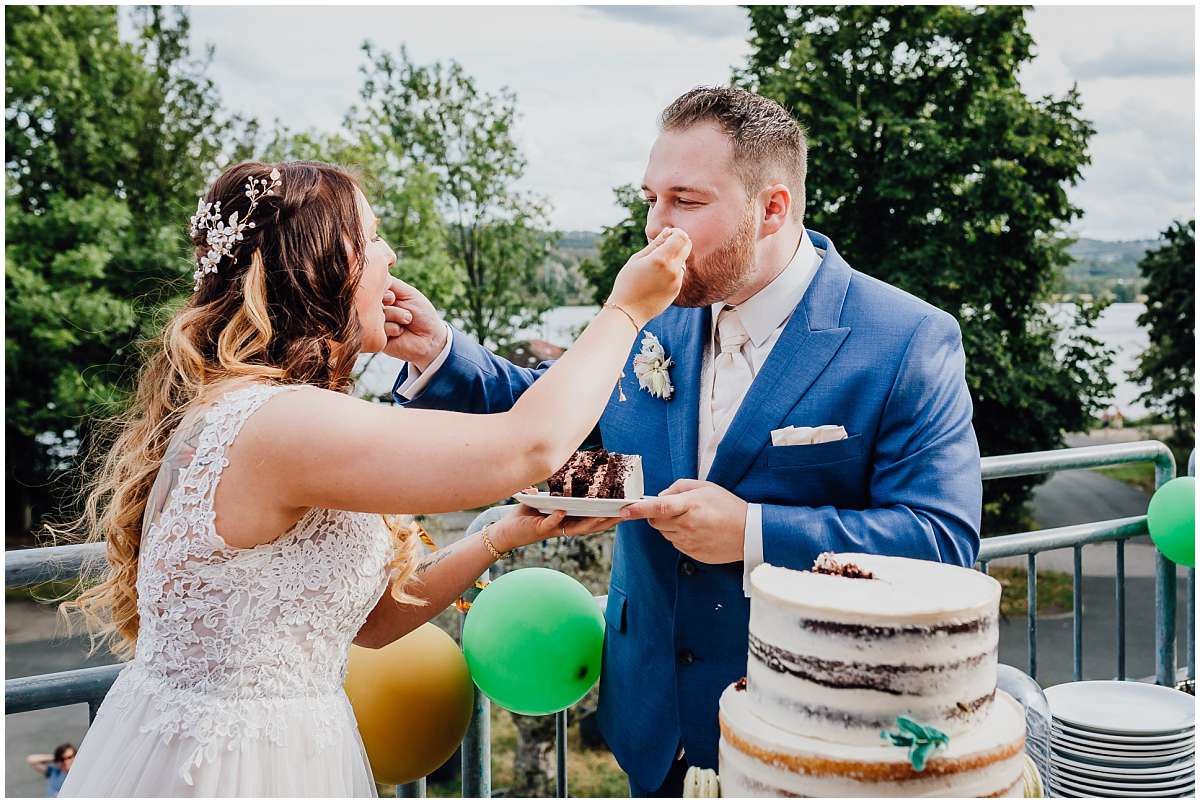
[156,4,1194,241]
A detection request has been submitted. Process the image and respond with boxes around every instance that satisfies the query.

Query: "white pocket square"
[771,425,848,447]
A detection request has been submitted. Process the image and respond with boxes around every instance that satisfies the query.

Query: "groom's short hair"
[659,86,807,220]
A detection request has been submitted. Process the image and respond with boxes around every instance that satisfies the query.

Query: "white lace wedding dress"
[60,383,397,797]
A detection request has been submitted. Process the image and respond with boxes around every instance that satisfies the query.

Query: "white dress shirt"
[698,230,821,594]
[399,231,824,596]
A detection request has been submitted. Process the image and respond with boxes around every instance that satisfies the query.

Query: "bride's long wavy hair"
[55,161,422,659]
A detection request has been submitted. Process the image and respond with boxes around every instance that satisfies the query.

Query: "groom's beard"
[673,208,757,308]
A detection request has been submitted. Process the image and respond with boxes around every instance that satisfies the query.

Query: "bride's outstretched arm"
[239,229,689,518]
[354,509,618,648]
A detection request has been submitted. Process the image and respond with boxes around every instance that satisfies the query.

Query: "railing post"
[1115,540,1126,680]
[556,709,568,798]
[1156,551,1177,687]
[461,679,491,798]
[396,779,425,797]
[460,564,492,799]
[1072,546,1083,681]
[1189,567,1196,683]
[1027,553,1038,680]
[1153,449,1177,687]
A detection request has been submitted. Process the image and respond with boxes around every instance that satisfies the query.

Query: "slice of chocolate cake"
[547,449,644,499]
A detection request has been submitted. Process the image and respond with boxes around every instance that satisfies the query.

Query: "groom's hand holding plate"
[620,478,748,564]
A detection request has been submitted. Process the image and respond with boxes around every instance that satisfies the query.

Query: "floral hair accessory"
[189,167,282,290]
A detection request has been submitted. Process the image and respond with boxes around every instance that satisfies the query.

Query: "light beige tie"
[701,306,755,479]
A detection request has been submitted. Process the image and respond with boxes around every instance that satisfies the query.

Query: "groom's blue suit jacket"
[394,231,982,790]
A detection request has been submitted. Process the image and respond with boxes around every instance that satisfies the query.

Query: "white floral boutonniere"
[632,331,674,401]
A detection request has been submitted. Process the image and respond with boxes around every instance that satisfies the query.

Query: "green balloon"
[462,567,605,716]
[1148,477,1196,568]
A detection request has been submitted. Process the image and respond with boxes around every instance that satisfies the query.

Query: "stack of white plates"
[1045,680,1196,797]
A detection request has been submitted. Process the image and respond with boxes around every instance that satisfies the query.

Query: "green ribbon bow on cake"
[881,716,950,772]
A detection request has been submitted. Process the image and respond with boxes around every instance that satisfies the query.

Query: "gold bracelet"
[480,523,511,561]
[604,302,641,333]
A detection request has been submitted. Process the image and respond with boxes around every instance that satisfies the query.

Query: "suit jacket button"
[679,559,697,576]
[678,649,695,666]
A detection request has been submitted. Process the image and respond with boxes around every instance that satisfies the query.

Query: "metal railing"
[6,440,1195,798]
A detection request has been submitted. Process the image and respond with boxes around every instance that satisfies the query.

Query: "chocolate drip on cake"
[748,634,995,696]
[811,552,875,579]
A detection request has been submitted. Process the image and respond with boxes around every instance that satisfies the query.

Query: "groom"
[384,87,982,796]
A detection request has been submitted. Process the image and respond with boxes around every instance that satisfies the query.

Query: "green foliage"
[5,6,251,533]
[736,5,1115,533]
[581,185,650,306]
[1131,220,1195,440]
[261,129,462,306]
[347,44,557,350]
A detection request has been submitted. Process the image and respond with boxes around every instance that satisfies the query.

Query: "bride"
[55,160,690,796]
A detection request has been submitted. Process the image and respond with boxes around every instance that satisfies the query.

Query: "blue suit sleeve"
[761,311,983,570]
[391,328,552,414]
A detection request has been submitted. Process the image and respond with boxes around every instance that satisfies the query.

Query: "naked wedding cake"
[547,449,643,499]
[718,553,1027,797]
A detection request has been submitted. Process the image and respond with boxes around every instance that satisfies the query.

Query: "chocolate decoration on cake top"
[811,552,876,579]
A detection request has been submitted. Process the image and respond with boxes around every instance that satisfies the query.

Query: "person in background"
[26,743,76,797]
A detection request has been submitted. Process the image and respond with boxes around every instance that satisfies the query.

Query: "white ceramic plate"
[1051,752,1195,778]
[1053,765,1196,791]
[1050,774,1194,798]
[1049,785,1194,799]
[1052,731,1195,757]
[1045,681,1196,735]
[513,491,648,518]
[1055,718,1195,745]
[1053,743,1196,768]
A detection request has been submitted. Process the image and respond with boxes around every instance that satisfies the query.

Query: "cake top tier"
[751,553,1000,624]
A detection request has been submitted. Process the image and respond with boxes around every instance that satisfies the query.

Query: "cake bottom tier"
[718,686,1026,797]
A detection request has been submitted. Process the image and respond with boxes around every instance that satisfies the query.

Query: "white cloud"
[166,5,1192,239]
[1023,6,1195,238]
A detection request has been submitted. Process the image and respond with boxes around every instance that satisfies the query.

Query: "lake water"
[358,302,1151,418]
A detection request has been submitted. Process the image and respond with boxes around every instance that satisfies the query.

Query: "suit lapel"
[664,305,709,482]
[705,239,854,490]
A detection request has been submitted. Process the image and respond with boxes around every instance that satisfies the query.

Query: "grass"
[990,566,1074,617]
[1093,463,1157,493]
[5,579,80,603]
[424,706,629,797]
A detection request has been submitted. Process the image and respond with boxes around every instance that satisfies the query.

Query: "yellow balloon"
[344,623,474,785]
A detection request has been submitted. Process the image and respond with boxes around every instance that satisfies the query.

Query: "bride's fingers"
[560,515,622,535]
[536,509,567,535]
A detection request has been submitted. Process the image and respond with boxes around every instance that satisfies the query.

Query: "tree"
[348,45,557,350]
[736,5,1114,532]
[5,6,250,537]
[581,185,650,306]
[261,129,462,309]
[1132,220,1195,441]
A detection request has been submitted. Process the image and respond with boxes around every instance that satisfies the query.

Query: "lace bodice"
[116,383,396,777]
